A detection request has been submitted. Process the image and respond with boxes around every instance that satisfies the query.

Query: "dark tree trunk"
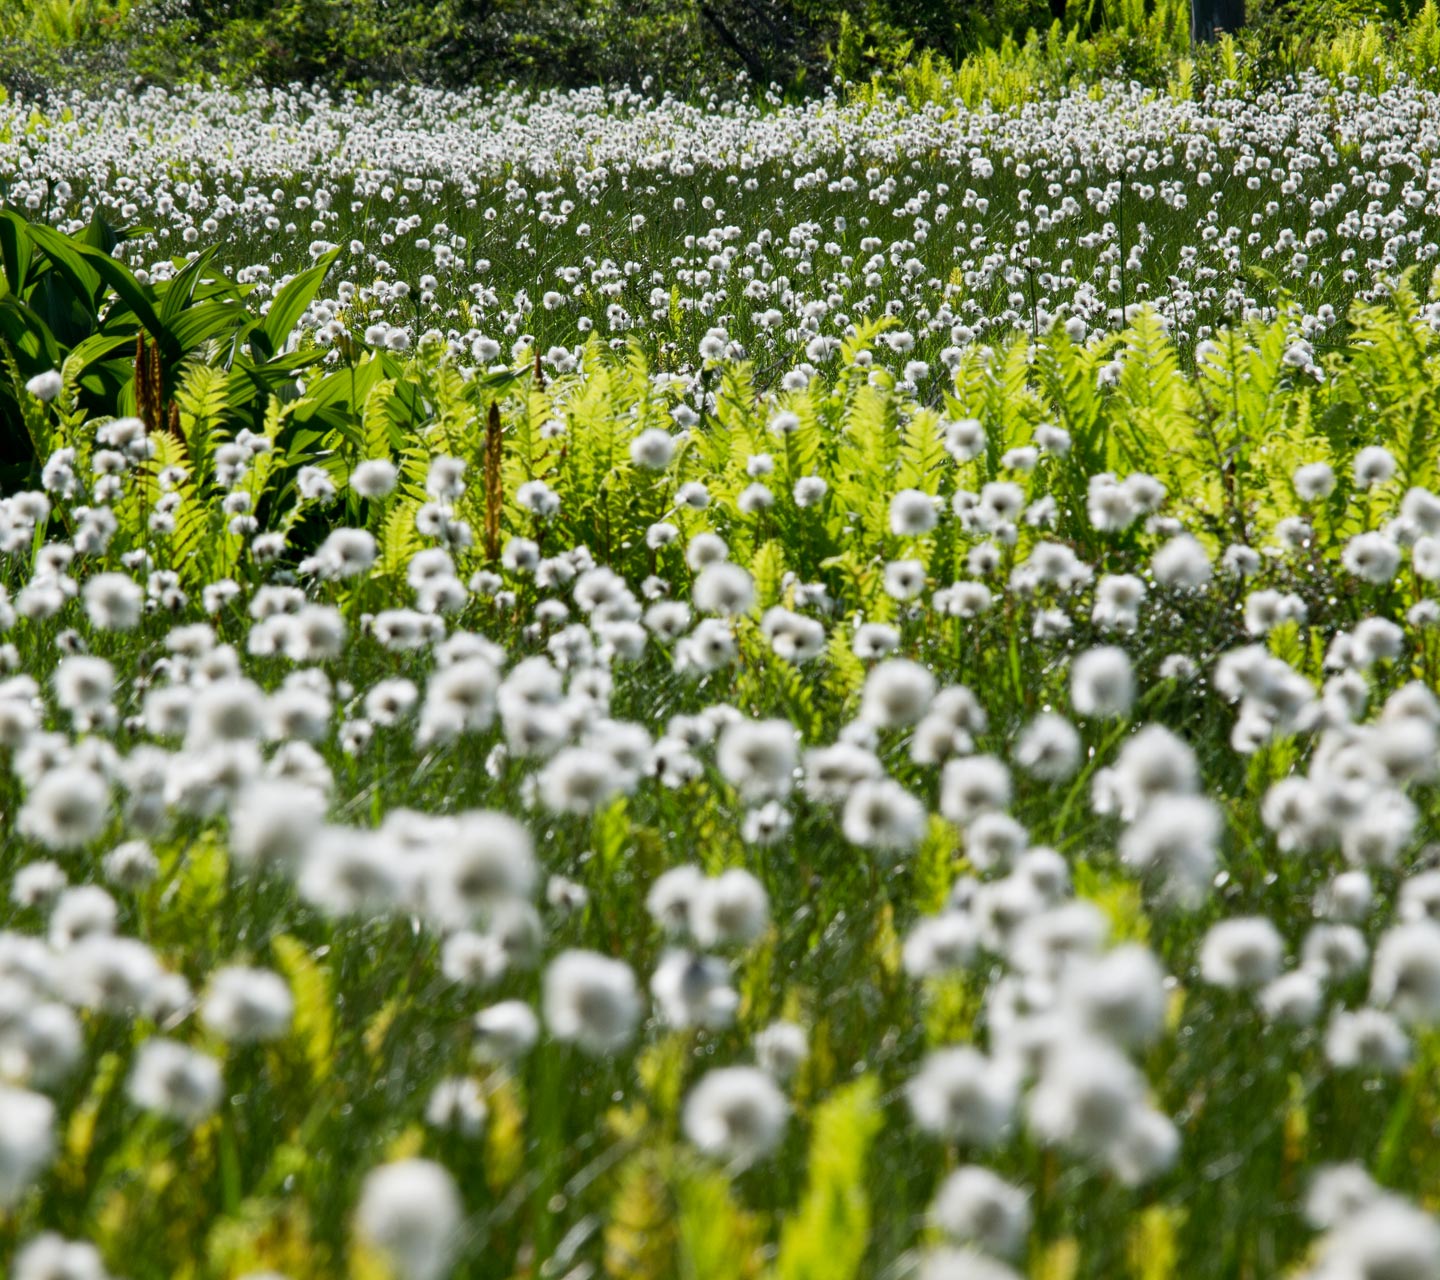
[1191,0,1245,42]
[699,2,768,83]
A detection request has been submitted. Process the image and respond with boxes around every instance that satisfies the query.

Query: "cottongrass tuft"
[682,1066,789,1165]
[127,1038,223,1126]
[355,1158,463,1280]
[0,1085,56,1208]
[542,950,641,1055]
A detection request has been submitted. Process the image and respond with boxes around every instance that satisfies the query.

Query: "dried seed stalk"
[135,334,185,451]
[484,399,503,562]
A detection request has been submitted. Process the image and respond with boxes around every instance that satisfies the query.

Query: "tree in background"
[3,0,1432,98]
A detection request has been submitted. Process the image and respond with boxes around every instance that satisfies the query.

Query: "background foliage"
[0,0,1433,98]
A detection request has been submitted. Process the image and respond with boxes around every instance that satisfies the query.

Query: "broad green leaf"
[0,208,33,295]
[259,248,340,358]
[28,220,105,308]
[155,248,226,329]
[166,297,250,351]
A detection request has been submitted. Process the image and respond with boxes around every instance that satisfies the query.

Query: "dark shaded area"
[0,0,1092,97]
[1190,0,1246,39]
[1,0,1432,97]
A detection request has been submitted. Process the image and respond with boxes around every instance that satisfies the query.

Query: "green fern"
[674,1161,761,1280]
[772,1076,883,1280]
[985,335,1041,461]
[1113,308,1194,476]
[895,407,946,493]
[173,361,232,483]
[833,382,898,548]
[361,378,398,464]
[377,496,424,581]
[751,540,788,610]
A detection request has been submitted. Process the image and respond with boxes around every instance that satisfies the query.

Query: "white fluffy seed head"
[0,1085,56,1208]
[939,755,1012,826]
[1199,917,1284,989]
[127,1037,223,1126]
[201,966,295,1043]
[889,488,939,536]
[542,949,641,1055]
[355,1158,463,1280]
[1070,647,1135,720]
[908,1047,1017,1147]
[717,719,796,800]
[473,1000,540,1062]
[18,766,110,851]
[930,1165,1031,1257]
[14,1233,107,1280]
[690,869,769,948]
[860,659,936,728]
[842,778,927,853]
[753,1020,809,1079]
[682,1066,788,1165]
[1370,921,1440,1023]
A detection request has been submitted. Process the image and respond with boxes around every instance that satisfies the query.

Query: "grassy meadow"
[3,22,1440,1280]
